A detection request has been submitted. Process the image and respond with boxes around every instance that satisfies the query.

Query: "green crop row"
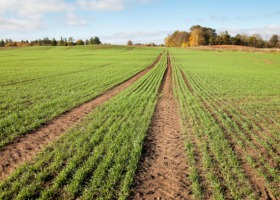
[0,51,167,200]
[0,46,162,149]
[172,57,254,199]
[170,48,280,199]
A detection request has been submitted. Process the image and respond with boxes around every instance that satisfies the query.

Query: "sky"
[0,0,280,44]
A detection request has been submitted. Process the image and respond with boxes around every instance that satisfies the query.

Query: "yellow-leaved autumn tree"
[189,28,204,47]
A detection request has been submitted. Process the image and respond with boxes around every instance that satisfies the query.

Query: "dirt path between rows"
[130,53,191,199]
[0,53,162,180]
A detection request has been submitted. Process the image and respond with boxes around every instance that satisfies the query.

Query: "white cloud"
[76,0,155,11]
[0,0,73,17]
[0,0,155,31]
[0,0,74,31]
[101,30,170,44]
[77,0,126,11]
[0,0,157,31]
[191,11,280,23]
[0,16,43,31]
[67,13,88,26]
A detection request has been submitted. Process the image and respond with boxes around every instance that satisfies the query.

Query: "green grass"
[170,48,280,199]
[0,46,279,199]
[0,51,167,200]
[0,45,162,149]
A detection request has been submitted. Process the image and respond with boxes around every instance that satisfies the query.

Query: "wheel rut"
[0,53,162,180]
[130,53,191,199]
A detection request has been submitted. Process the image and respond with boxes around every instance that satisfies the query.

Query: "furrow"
[0,53,163,180]
[130,52,191,199]
[180,68,277,199]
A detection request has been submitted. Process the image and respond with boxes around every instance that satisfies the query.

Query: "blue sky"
[0,0,279,44]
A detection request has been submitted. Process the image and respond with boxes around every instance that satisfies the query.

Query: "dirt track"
[0,53,162,180]
[130,53,191,199]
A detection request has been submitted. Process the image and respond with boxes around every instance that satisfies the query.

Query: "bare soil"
[205,45,255,50]
[191,45,280,52]
[130,53,191,199]
[0,53,162,180]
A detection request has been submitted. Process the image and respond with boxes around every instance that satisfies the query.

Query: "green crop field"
[170,48,280,199]
[0,46,161,148]
[0,46,279,199]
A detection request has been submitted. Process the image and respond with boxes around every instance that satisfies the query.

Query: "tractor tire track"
[0,53,162,180]
[130,53,191,199]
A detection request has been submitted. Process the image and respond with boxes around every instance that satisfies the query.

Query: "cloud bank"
[0,0,157,31]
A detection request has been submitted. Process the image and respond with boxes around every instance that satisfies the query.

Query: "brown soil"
[180,69,194,94]
[191,45,280,52]
[207,45,254,50]
[129,53,191,199]
[0,53,162,180]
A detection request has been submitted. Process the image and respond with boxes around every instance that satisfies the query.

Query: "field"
[0,46,279,199]
[170,49,280,199]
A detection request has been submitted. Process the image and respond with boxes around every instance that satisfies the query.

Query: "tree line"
[165,25,280,48]
[0,36,101,47]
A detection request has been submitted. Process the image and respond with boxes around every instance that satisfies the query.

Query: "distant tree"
[232,34,242,45]
[148,42,156,46]
[209,37,214,45]
[76,39,85,45]
[5,39,17,47]
[214,35,222,44]
[190,25,202,31]
[220,31,231,44]
[250,34,264,48]
[89,37,94,44]
[176,31,190,46]
[248,36,257,47]
[276,43,280,48]
[58,37,64,46]
[269,34,279,47]
[165,31,179,47]
[189,28,204,47]
[42,37,51,46]
[51,38,57,46]
[94,36,101,44]
[68,37,75,46]
[165,24,275,48]
[5,39,12,43]
[127,40,133,45]
[0,39,5,47]
[190,25,216,45]
[90,36,101,44]
[241,34,249,46]
[64,38,68,46]
[202,28,216,45]
[165,31,190,47]
[85,39,90,45]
